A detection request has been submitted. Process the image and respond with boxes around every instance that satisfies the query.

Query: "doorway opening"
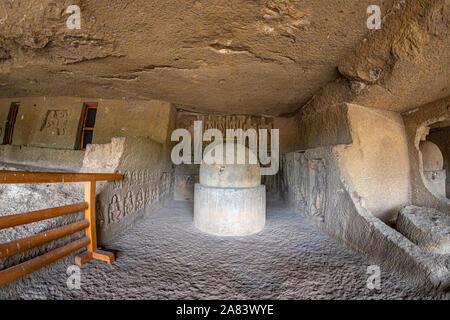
[426,120,450,199]
[3,102,20,145]
[79,103,98,150]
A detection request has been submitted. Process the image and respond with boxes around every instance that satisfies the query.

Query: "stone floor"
[1,201,444,299]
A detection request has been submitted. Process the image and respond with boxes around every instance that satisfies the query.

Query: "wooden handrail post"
[75,181,115,266]
[0,169,122,286]
[84,181,97,252]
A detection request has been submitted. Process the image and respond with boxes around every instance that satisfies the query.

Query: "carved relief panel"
[176,112,274,141]
[99,168,173,228]
[41,110,68,135]
[282,153,328,222]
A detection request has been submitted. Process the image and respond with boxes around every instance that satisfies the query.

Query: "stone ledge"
[397,206,450,254]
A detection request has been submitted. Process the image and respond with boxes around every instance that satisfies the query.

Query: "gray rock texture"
[4,1,447,116]
[0,163,85,274]
[397,206,450,254]
[0,201,445,299]
[194,184,266,236]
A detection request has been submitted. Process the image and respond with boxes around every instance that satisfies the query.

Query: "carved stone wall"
[282,145,450,292]
[402,96,450,213]
[177,112,274,138]
[97,169,172,232]
[40,110,68,136]
[280,102,450,291]
[0,96,176,151]
[175,112,282,201]
[0,97,85,149]
[176,112,274,152]
[280,152,328,222]
[82,136,173,242]
[0,145,85,171]
[427,125,450,198]
[173,164,199,201]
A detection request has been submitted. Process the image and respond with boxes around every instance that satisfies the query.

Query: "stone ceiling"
[0,0,448,116]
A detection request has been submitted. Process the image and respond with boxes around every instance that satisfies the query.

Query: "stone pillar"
[194,143,266,236]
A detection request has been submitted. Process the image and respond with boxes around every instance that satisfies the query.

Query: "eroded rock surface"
[0,0,406,116]
[0,201,444,300]
[397,206,450,254]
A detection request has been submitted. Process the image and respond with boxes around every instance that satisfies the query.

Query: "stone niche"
[194,143,266,236]
[427,122,450,199]
[174,111,290,202]
[419,140,446,198]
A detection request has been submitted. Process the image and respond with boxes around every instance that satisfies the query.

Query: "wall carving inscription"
[107,195,121,223]
[281,153,328,222]
[98,169,172,227]
[41,110,68,135]
[177,113,274,136]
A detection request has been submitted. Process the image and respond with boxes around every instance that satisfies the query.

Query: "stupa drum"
[194,143,266,236]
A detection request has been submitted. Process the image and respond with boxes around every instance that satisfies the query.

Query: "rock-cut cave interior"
[0,0,449,301]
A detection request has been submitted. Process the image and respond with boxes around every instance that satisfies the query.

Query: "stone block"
[397,206,450,254]
[194,184,266,236]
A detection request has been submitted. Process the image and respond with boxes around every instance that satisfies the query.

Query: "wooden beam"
[84,181,97,252]
[0,219,90,258]
[75,251,93,266]
[75,249,115,266]
[0,237,90,287]
[0,202,89,230]
[75,250,116,266]
[0,170,123,184]
[92,250,115,264]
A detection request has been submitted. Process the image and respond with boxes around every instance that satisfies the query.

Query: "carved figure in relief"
[151,188,157,203]
[123,171,131,187]
[41,110,68,135]
[243,116,255,131]
[131,171,138,186]
[297,155,309,208]
[228,115,240,130]
[108,195,122,223]
[205,115,215,131]
[239,115,247,128]
[58,110,68,135]
[42,110,58,131]
[97,200,106,227]
[139,171,144,185]
[156,185,161,201]
[136,189,144,209]
[145,187,151,204]
[124,191,134,215]
[113,176,122,190]
[216,115,226,133]
[258,117,273,131]
[310,159,327,221]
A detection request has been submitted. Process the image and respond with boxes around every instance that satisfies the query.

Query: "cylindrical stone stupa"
[194,143,266,236]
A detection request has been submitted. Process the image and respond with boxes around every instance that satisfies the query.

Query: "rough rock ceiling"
[301,0,449,115]
[0,0,404,116]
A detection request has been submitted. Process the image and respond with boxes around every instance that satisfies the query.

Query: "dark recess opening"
[427,120,450,199]
[79,103,98,150]
[3,102,20,145]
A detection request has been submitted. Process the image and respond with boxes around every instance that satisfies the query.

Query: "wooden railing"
[0,170,123,287]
